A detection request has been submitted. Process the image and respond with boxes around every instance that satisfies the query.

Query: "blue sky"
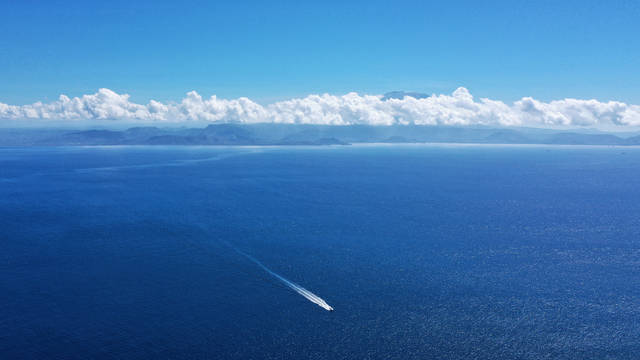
[1,0,639,105]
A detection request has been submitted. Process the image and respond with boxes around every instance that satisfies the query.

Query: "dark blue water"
[1,144,639,359]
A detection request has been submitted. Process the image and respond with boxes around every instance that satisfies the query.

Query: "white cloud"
[513,97,637,127]
[2,87,640,128]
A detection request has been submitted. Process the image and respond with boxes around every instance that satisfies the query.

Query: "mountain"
[1,124,639,146]
[382,91,430,100]
[624,135,640,145]
[544,132,627,145]
[200,124,258,144]
[482,130,532,144]
[58,130,125,145]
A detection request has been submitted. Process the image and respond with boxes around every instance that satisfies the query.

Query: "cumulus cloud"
[2,87,640,128]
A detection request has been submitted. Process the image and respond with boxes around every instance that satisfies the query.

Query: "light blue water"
[1,144,639,359]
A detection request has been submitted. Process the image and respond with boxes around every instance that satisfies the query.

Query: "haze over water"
[1,144,639,359]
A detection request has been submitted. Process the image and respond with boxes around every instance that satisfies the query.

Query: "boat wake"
[233,248,334,311]
[74,150,263,173]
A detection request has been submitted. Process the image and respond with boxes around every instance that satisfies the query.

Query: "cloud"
[514,97,640,127]
[2,87,640,128]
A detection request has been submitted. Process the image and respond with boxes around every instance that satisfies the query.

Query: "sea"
[1,144,639,359]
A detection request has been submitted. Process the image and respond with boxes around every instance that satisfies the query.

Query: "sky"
[1,0,639,128]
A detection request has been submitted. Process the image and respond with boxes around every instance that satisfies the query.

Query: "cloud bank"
[2,87,640,128]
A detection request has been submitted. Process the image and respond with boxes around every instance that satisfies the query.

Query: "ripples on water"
[1,145,639,359]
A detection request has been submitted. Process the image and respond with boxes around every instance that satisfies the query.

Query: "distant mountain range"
[2,123,640,146]
[381,91,430,100]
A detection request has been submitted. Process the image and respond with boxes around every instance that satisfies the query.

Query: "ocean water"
[1,144,639,359]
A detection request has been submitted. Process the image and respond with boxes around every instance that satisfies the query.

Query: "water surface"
[1,144,639,359]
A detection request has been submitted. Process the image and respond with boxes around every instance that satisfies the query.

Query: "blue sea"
[1,144,639,359]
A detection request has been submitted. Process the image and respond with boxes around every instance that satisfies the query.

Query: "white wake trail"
[233,248,334,311]
[75,149,263,173]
